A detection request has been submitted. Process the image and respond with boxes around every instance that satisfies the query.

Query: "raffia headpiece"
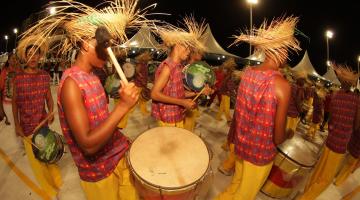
[17,0,155,61]
[232,16,301,65]
[157,16,207,52]
[221,57,237,70]
[332,63,359,86]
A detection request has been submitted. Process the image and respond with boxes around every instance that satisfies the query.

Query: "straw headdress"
[156,16,207,52]
[135,51,152,62]
[17,0,155,61]
[221,57,237,70]
[332,63,359,86]
[232,16,301,66]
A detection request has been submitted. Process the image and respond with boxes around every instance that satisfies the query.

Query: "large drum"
[261,134,319,199]
[122,62,136,80]
[127,127,213,200]
[183,61,215,92]
[32,127,65,164]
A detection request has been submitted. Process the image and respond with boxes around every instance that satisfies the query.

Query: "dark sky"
[1,0,359,75]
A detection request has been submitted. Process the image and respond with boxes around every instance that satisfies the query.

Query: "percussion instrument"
[127,127,213,200]
[32,126,65,164]
[122,62,136,80]
[104,74,121,98]
[183,61,215,92]
[261,134,319,199]
[140,87,151,102]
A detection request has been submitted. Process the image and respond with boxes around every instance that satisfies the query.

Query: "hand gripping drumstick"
[95,26,128,85]
[183,87,207,114]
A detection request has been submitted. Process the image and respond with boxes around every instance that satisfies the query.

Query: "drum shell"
[32,127,64,164]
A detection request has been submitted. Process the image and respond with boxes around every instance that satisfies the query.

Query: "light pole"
[4,35,8,53]
[247,0,258,56]
[325,30,333,70]
[13,28,18,49]
[357,55,360,74]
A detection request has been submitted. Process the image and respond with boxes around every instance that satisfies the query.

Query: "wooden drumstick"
[32,111,56,135]
[191,87,206,102]
[21,136,41,151]
[107,48,129,85]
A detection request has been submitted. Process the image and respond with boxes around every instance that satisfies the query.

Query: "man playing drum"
[151,17,211,128]
[12,43,61,199]
[299,64,360,200]
[215,16,300,200]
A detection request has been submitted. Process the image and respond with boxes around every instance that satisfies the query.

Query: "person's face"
[8,54,18,67]
[87,39,107,68]
[26,49,40,69]
[189,51,202,63]
[176,44,190,61]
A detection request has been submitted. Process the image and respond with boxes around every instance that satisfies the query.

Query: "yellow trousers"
[23,137,62,198]
[286,116,300,134]
[300,147,345,200]
[342,185,360,200]
[215,158,273,200]
[157,120,184,128]
[221,143,236,172]
[80,158,138,200]
[114,99,135,129]
[184,108,199,132]
[216,95,231,121]
[308,122,320,139]
[335,154,359,186]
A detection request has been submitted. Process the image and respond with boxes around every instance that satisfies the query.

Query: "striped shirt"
[14,70,50,136]
[326,90,359,154]
[348,128,360,158]
[58,66,129,182]
[151,58,185,123]
[233,68,280,165]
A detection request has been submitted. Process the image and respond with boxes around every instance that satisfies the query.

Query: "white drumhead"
[129,127,209,188]
[122,62,135,78]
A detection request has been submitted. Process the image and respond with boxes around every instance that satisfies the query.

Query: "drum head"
[32,127,60,163]
[129,127,210,189]
[122,62,135,79]
[277,134,318,167]
[183,61,215,92]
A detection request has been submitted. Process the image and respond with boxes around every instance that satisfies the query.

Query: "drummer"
[12,44,62,199]
[134,51,152,115]
[299,64,360,200]
[151,17,211,128]
[215,16,299,200]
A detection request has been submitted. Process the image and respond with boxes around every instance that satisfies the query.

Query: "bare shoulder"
[274,74,291,100]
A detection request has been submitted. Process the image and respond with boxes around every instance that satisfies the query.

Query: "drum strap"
[0,148,51,200]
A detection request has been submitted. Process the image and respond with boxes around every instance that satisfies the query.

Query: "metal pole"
[326,37,329,70]
[5,40,8,53]
[14,33,17,49]
[249,4,253,57]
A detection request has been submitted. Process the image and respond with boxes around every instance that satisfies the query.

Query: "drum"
[32,127,65,164]
[183,61,215,92]
[127,127,213,200]
[140,87,151,102]
[261,134,319,199]
[122,62,136,80]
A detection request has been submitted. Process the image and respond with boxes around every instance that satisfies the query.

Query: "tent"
[323,66,341,85]
[199,25,238,58]
[119,26,161,49]
[292,51,322,78]
[246,51,265,62]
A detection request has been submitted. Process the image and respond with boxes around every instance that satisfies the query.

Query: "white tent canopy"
[292,51,322,77]
[119,26,160,49]
[323,66,341,85]
[200,25,238,57]
[246,51,265,62]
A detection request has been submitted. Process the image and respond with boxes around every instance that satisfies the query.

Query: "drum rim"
[32,128,64,164]
[127,127,211,191]
[276,147,315,168]
[183,61,215,92]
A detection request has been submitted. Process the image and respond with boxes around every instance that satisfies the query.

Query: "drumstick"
[191,87,206,102]
[21,136,41,151]
[107,48,129,85]
[32,111,56,135]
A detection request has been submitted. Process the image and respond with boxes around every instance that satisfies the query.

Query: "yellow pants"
[184,108,199,132]
[81,158,138,200]
[342,185,360,200]
[23,137,62,198]
[158,120,184,128]
[138,88,149,115]
[308,122,320,139]
[286,116,299,134]
[335,154,359,186]
[221,143,236,172]
[216,95,231,121]
[300,147,345,200]
[114,99,135,129]
[215,158,273,200]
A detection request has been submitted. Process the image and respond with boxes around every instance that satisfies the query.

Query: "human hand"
[182,99,196,110]
[118,81,140,109]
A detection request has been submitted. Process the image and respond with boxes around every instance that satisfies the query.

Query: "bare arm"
[61,78,139,155]
[273,75,291,145]
[150,64,194,109]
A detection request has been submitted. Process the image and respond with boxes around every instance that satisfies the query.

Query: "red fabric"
[58,66,129,182]
[268,165,303,188]
[324,93,331,112]
[214,69,226,90]
[348,128,360,158]
[134,62,148,88]
[151,58,185,123]
[287,84,302,117]
[0,67,21,102]
[14,70,50,136]
[326,90,359,154]
[233,68,279,165]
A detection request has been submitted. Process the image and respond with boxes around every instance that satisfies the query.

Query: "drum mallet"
[32,111,56,135]
[95,26,128,85]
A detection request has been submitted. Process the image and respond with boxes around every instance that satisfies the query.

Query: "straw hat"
[332,63,359,86]
[232,16,301,66]
[135,51,152,63]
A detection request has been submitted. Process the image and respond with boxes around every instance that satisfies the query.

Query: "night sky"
[1,0,359,75]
